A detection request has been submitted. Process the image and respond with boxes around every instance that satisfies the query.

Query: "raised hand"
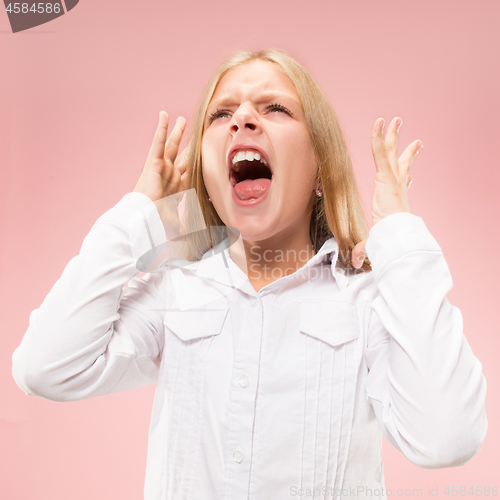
[351,116,423,269]
[133,111,187,203]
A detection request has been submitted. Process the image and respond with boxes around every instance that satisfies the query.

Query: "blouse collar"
[182,236,347,293]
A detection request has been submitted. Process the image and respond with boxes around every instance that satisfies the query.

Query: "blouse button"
[233,449,244,463]
[238,374,250,388]
[250,297,258,307]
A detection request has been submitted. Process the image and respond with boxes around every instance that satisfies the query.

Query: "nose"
[229,104,259,136]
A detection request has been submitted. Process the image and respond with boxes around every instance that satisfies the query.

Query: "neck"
[227,226,317,288]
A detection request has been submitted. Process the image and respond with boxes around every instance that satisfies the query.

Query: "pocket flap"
[164,298,229,342]
[299,300,359,347]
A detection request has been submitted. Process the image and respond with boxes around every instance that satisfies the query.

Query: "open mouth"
[229,150,273,202]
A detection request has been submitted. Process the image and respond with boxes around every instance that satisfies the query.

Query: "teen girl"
[13,49,487,500]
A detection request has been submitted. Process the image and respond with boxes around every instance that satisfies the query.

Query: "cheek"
[201,132,223,170]
[201,136,226,199]
[283,133,317,186]
[297,131,317,180]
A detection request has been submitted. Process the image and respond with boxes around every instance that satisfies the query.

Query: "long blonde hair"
[181,48,371,271]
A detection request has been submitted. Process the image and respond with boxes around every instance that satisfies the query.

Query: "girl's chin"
[224,218,275,242]
[216,193,278,240]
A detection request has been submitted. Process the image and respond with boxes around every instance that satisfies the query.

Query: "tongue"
[234,178,272,201]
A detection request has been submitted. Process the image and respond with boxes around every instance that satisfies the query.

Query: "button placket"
[224,294,262,497]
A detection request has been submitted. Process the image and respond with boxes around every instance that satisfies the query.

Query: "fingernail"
[397,119,403,131]
[416,142,423,153]
[380,119,385,131]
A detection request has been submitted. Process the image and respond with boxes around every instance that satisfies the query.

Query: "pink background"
[2,0,499,498]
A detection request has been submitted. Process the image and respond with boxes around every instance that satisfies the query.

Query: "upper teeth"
[231,150,268,167]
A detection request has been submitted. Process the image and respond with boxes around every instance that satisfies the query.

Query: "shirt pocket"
[299,299,360,347]
[163,296,229,342]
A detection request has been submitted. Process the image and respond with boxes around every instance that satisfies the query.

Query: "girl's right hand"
[133,111,187,203]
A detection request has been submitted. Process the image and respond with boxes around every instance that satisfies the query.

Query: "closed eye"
[266,102,293,116]
[207,102,293,125]
[208,108,231,124]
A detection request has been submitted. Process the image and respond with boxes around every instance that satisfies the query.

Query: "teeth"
[231,149,268,167]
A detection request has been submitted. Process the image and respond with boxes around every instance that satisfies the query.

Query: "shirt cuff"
[95,189,208,275]
[95,192,168,274]
[365,212,442,277]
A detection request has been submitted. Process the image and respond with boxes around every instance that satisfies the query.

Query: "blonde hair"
[181,48,371,271]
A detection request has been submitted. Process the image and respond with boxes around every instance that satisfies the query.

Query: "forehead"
[210,59,300,102]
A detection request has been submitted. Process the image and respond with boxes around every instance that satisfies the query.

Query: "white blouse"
[12,191,487,500]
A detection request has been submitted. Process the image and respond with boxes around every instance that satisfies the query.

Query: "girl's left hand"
[351,117,423,269]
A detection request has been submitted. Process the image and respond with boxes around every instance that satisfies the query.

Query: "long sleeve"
[12,192,169,402]
[363,212,487,468]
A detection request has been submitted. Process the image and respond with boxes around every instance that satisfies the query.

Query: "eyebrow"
[208,91,302,109]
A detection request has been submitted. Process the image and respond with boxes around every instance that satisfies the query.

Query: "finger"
[407,175,413,189]
[178,170,188,193]
[371,118,393,175]
[147,111,170,161]
[384,117,403,170]
[174,146,188,175]
[164,117,187,164]
[398,140,423,177]
[351,239,367,269]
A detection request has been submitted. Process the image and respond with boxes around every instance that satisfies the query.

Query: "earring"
[315,189,322,197]
[208,197,212,202]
